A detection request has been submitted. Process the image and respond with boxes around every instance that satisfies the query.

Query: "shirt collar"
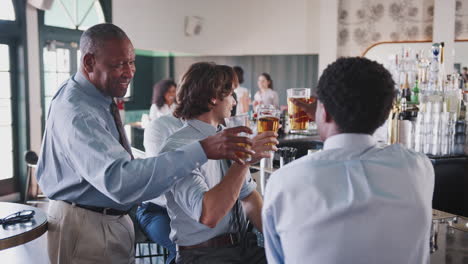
[73,71,113,107]
[187,119,218,137]
[323,133,376,150]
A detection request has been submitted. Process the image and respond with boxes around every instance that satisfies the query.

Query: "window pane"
[0,150,13,180]
[45,0,105,30]
[44,72,58,97]
[0,72,11,99]
[0,0,15,21]
[44,0,76,29]
[43,48,57,72]
[0,126,13,151]
[0,99,11,125]
[57,48,70,72]
[78,1,105,30]
[0,45,10,71]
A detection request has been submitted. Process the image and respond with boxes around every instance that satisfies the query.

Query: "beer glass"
[257,105,280,137]
[225,114,252,161]
[287,88,311,133]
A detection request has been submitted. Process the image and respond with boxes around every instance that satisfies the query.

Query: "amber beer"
[257,116,280,133]
[287,88,311,133]
[235,143,251,161]
[288,97,309,131]
[257,106,281,146]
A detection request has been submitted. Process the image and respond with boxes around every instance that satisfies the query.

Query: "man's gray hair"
[79,23,129,58]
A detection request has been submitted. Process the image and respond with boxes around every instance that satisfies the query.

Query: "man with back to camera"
[262,57,435,264]
[160,62,278,263]
[36,23,254,264]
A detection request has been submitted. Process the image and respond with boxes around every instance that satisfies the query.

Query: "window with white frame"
[0,44,13,180]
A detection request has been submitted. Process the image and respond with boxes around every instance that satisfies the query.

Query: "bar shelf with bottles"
[387,42,468,158]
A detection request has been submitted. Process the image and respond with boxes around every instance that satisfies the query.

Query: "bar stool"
[24,150,48,204]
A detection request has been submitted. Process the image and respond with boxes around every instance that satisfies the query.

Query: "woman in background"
[253,72,279,110]
[233,66,251,115]
[149,79,177,120]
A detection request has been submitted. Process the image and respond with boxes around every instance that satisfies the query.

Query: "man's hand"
[291,98,317,121]
[249,131,279,164]
[199,126,254,165]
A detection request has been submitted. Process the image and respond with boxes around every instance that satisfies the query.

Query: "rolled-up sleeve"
[239,171,256,200]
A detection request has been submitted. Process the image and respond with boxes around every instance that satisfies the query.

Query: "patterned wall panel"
[338,0,435,57]
[455,0,468,39]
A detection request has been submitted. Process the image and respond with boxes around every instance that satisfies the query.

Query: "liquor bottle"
[411,79,420,104]
[401,73,412,102]
[398,98,413,148]
[387,98,400,145]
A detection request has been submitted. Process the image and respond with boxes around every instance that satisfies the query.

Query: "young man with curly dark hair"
[262,57,434,264]
[160,62,278,263]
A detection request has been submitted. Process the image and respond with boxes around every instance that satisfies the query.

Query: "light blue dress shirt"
[160,119,257,246]
[262,134,434,264]
[36,72,207,211]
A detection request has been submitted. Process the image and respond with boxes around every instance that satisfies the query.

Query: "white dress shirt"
[143,114,185,207]
[262,133,434,264]
[144,114,185,157]
[149,103,176,120]
[234,86,250,115]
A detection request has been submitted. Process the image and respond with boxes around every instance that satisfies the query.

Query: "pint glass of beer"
[287,88,311,133]
[257,105,280,143]
[225,114,252,161]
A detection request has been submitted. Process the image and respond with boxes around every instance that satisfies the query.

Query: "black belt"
[63,201,129,216]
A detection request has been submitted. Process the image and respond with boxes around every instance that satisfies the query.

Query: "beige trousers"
[47,200,135,264]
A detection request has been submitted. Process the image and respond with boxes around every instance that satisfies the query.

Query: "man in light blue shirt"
[37,24,254,264]
[161,62,278,263]
[262,57,435,264]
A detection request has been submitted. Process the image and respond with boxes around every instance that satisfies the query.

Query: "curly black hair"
[317,57,396,134]
[174,62,238,120]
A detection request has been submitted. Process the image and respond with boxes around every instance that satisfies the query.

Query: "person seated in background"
[233,66,251,115]
[253,72,279,111]
[149,79,177,120]
[262,57,435,264]
[136,114,185,264]
[161,62,278,264]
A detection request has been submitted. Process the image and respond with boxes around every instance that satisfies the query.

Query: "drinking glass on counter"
[225,114,252,162]
[287,88,312,133]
